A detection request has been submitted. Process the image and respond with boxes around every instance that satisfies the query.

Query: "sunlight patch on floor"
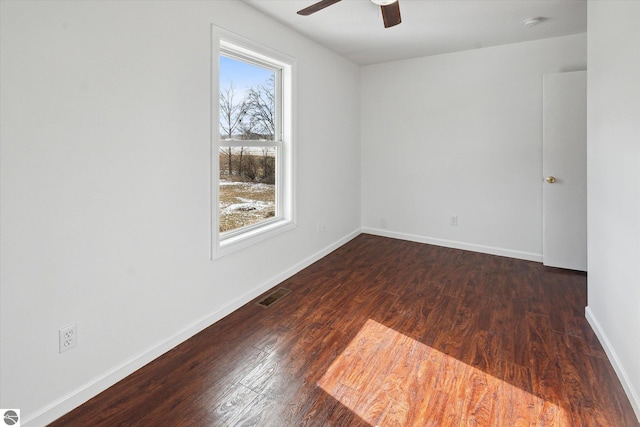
[317,319,563,426]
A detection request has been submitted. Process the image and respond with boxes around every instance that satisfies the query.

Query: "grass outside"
[219,179,275,232]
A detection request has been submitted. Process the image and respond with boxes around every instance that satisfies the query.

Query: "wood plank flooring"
[51,234,639,426]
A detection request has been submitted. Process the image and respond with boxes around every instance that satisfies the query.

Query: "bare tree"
[261,147,275,183]
[245,76,276,139]
[244,154,258,181]
[219,82,246,175]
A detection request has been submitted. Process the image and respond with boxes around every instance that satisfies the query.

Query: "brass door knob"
[546,176,556,184]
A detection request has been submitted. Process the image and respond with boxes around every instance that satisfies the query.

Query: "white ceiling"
[242,0,587,65]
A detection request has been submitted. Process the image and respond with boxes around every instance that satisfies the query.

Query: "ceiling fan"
[297,0,402,28]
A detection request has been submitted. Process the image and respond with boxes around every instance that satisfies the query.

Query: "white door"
[542,71,587,271]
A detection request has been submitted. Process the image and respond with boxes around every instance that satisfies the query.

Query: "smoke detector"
[523,17,546,27]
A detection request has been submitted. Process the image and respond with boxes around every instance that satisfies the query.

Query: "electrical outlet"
[59,324,77,353]
[450,215,458,226]
[317,221,326,234]
[380,218,388,229]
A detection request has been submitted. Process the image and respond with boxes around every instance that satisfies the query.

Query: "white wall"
[0,1,360,425]
[361,34,586,260]
[586,1,640,420]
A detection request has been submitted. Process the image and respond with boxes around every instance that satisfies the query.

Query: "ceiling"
[242,0,587,65]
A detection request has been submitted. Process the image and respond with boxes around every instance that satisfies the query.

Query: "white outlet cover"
[59,324,77,353]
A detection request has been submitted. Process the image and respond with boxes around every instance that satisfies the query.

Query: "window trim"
[211,27,296,259]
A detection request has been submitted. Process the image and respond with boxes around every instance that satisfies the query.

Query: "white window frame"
[212,27,295,259]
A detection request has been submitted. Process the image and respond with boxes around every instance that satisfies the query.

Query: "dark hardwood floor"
[51,234,639,426]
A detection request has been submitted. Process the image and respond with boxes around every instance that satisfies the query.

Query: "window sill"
[213,219,296,259]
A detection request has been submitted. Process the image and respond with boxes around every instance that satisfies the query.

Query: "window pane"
[219,55,276,141]
[215,36,292,256]
[219,147,277,233]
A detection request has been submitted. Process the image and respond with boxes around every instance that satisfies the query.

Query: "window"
[213,31,294,257]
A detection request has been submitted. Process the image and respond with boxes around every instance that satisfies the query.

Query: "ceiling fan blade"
[381,1,401,28]
[297,0,342,16]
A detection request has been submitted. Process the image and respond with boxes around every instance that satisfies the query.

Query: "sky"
[219,55,273,97]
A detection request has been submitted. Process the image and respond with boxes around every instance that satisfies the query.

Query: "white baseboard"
[586,306,640,422]
[24,229,361,427]
[361,227,542,262]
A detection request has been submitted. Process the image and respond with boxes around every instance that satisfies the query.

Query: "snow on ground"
[220,200,273,215]
[218,180,274,215]
[218,179,275,231]
[219,180,272,192]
